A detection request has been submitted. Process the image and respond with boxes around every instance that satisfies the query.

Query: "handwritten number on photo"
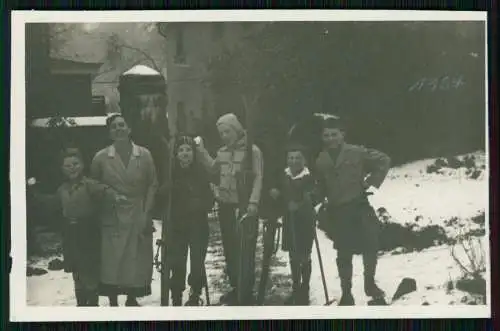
[408,76,465,92]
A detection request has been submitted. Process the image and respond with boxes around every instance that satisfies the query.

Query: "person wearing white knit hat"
[196,112,264,306]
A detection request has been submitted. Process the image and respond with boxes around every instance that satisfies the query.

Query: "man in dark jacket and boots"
[315,118,391,306]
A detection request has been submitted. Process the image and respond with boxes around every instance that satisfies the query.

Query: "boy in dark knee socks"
[270,144,316,305]
[315,118,390,305]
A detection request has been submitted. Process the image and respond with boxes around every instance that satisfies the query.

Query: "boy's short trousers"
[324,196,381,255]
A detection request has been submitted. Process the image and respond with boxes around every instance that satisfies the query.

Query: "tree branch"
[450,244,473,277]
[156,23,168,40]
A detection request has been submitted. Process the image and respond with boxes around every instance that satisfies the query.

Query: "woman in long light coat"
[90,113,158,306]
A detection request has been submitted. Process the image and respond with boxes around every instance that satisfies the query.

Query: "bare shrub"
[450,231,487,298]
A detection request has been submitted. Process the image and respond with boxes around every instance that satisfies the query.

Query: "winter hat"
[216,113,244,136]
[174,135,196,152]
[173,135,198,170]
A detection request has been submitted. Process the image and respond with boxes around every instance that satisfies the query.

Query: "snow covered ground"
[26,151,489,307]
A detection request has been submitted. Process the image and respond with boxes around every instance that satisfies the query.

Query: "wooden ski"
[159,134,177,306]
[236,95,257,305]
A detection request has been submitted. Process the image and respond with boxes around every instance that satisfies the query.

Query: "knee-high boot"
[171,290,183,306]
[285,260,301,305]
[125,295,140,306]
[75,289,86,307]
[363,253,384,298]
[336,254,355,306]
[301,259,312,291]
[86,290,99,306]
[108,295,118,307]
[298,259,312,305]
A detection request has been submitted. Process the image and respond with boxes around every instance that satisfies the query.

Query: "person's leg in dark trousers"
[185,215,209,306]
[361,204,384,299]
[169,228,189,306]
[73,273,87,306]
[86,289,99,306]
[285,253,301,305]
[77,272,99,306]
[218,203,239,303]
[73,224,100,307]
[73,269,99,306]
[125,295,140,306]
[336,250,355,305]
[362,252,384,298]
[238,216,259,305]
[299,256,312,304]
[108,294,118,306]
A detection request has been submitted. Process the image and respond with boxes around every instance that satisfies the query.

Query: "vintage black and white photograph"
[11,10,490,321]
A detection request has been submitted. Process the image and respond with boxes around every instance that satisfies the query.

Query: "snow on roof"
[123,65,161,76]
[30,116,107,128]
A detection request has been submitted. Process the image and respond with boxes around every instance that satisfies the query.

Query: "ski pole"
[237,210,245,305]
[313,224,334,305]
[160,135,177,306]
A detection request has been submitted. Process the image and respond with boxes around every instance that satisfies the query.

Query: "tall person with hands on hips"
[315,117,391,306]
[196,113,264,306]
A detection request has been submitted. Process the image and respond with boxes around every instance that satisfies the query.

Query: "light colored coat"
[199,136,264,206]
[315,143,391,205]
[90,143,158,290]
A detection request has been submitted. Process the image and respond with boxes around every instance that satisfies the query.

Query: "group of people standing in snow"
[28,110,391,307]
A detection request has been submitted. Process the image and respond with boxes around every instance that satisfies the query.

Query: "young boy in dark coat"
[270,144,317,305]
[168,135,214,306]
[28,148,124,306]
[315,118,391,305]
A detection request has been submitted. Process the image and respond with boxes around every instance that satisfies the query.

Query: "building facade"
[162,22,267,137]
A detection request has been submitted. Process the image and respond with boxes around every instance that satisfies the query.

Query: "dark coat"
[275,168,317,260]
[170,162,214,229]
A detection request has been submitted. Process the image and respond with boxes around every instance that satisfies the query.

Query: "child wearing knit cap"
[196,113,264,306]
[167,135,213,306]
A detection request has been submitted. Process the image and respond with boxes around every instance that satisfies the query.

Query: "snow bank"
[369,151,487,238]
